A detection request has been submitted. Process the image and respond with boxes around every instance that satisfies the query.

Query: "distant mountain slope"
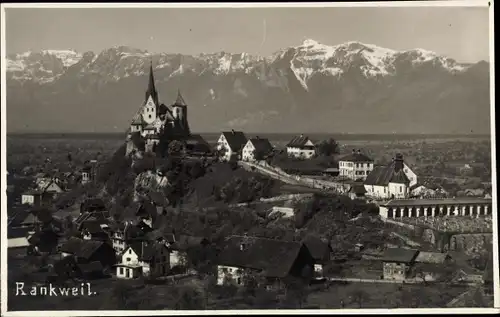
[6,39,491,134]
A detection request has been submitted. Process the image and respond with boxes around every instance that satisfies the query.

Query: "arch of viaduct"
[379,198,493,219]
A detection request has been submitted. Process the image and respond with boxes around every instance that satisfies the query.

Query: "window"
[126,269,130,278]
[126,257,131,262]
[149,115,152,119]
[119,267,124,275]
[400,186,402,193]
[129,249,132,254]
[237,278,241,285]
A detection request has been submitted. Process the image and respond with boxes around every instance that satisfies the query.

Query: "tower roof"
[145,60,159,105]
[173,89,187,106]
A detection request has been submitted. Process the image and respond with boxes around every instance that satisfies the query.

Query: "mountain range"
[6,39,491,134]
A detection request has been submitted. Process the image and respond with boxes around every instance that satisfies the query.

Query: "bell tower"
[142,61,159,125]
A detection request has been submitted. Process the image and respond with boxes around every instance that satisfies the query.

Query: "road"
[326,276,479,287]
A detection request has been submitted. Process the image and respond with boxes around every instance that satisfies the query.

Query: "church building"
[126,62,191,156]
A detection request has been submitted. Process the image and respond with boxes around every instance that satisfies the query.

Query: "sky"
[5,5,490,63]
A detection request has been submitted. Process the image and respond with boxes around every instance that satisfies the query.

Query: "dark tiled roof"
[169,235,209,251]
[302,236,331,262]
[60,237,106,260]
[77,261,104,274]
[221,131,248,152]
[248,138,274,155]
[27,229,60,245]
[81,198,106,213]
[216,235,305,278]
[340,152,373,162]
[81,221,109,234]
[349,184,367,195]
[129,242,166,262]
[286,135,314,148]
[382,248,419,263]
[364,162,410,186]
[136,201,158,219]
[8,226,32,239]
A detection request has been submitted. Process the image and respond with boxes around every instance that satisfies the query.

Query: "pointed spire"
[174,89,187,106]
[145,59,159,106]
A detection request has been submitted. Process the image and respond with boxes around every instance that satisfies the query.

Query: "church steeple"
[174,89,187,106]
[145,60,159,106]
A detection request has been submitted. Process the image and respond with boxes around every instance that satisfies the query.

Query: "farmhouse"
[116,241,170,279]
[242,137,274,162]
[339,149,374,181]
[381,248,419,281]
[364,154,417,199]
[216,130,248,161]
[286,135,316,159]
[21,190,45,206]
[59,237,116,268]
[216,235,315,288]
[302,235,333,278]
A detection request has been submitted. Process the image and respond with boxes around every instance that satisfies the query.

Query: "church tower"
[172,90,190,136]
[142,61,159,125]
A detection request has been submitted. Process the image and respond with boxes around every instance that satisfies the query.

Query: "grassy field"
[306,281,468,309]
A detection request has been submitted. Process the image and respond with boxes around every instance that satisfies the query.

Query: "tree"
[168,140,186,157]
[316,138,340,157]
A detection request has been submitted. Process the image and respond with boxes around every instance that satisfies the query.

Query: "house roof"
[364,163,410,186]
[382,248,419,263]
[129,242,166,262]
[216,235,306,278]
[221,131,248,152]
[247,138,274,155]
[302,236,332,262]
[60,237,106,259]
[81,198,106,212]
[349,184,367,195]
[77,261,104,274]
[340,151,373,162]
[415,251,450,264]
[81,221,109,235]
[286,135,314,148]
[136,201,158,219]
[27,229,60,245]
[169,235,208,251]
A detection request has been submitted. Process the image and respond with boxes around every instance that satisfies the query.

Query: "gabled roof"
[364,164,410,186]
[128,242,167,262]
[169,235,209,251]
[349,184,367,195]
[382,248,419,263]
[286,135,315,148]
[60,237,106,259]
[247,138,274,155]
[302,236,332,262]
[221,131,248,152]
[340,151,373,162]
[216,235,307,278]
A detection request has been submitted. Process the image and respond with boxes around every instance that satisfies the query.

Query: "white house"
[21,191,43,206]
[364,154,414,199]
[216,130,248,161]
[338,149,374,181]
[241,137,274,162]
[286,135,316,159]
[116,241,170,279]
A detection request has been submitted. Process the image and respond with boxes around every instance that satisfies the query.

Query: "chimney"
[231,129,235,134]
[357,149,361,154]
[352,149,356,154]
